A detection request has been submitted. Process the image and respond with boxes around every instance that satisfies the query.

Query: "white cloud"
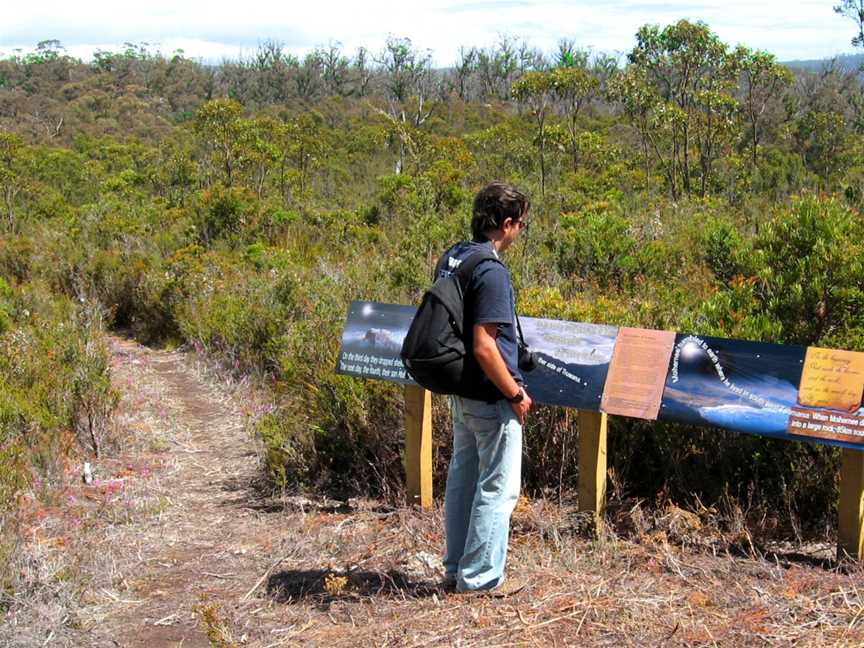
[0,0,856,64]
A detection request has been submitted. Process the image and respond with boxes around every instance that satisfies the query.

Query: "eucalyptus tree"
[736,48,794,168]
[274,113,330,206]
[351,47,373,97]
[794,111,850,188]
[607,67,686,198]
[295,50,325,101]
[512,70,557,195]
[0,130,27,230]
[375,36,435,174]
[377,36,433,108]
[238,116,280,198]
[251,40,296,104]
[552,66,600,171]
[556,40,589,69]
[616,20,741,198]
[320,42,351,96]
[834,0,864,47]
[454,46,478,101]
[193,98,244,186]
[475,36,526,100]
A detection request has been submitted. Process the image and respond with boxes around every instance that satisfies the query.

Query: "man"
[439,182,533,594]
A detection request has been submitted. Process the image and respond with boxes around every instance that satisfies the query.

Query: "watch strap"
[507,387,524,404]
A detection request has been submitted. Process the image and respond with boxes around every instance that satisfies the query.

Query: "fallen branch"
[241,551,290,602]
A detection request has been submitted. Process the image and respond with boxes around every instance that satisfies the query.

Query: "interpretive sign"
[797,347,864,411]
[337,302,415,384]
[660,334,805,440]
[519,318,617,409]
[339,301,864,559]
[337,301,864,450]
[601,328,675,420]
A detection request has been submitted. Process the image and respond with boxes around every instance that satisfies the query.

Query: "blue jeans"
[444,395,522,591]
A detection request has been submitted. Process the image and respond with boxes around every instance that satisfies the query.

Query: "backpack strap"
[451,250,501,299]
[432,244,455,280]
[455,250,529,349]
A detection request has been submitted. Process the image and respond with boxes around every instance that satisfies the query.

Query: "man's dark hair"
[471,182,530,239]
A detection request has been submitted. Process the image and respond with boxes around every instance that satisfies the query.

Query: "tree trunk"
[751,120,759,168]
[4,186,15,231]
[257,167,266,199]
[224,144,233,186]
[682,120,691,194]
[539,117,546,197]
[279,157,288,206]
[396,140,405,175]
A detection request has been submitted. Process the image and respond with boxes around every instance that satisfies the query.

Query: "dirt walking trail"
[82,336,448,648]
[89,336,276,646]
[65,336,864,647]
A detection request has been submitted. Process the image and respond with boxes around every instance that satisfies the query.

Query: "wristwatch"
[507,387,525,404]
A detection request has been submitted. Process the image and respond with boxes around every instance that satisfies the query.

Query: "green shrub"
[194,185,255,245]
[557,207,637,287]
[700,218,750,285]
[700,194,864,348]
[0,278,11,334]
[0,284,117,509]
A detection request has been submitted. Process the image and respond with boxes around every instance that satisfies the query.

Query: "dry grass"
[2,335,863,647]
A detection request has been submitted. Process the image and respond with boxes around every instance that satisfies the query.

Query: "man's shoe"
[439,576,457,593]
[457,575,528,598]
[487,575,527,598]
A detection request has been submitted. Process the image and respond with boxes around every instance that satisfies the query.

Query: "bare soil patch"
[4,336,864,647]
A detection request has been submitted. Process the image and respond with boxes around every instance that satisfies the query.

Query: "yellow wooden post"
[838,448,864,560]
[404,385,433,508]
[578,410,608,531]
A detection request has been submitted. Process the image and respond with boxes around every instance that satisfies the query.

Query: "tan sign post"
[577,410,608,528]
[404,385,433,508]
[839,449,864,560]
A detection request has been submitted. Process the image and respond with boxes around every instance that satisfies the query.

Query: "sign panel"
[336,302,864,449]
[797,347,864,411]
[659,334,806,440]
[601,327,676,420]
[336,302,416,385]
[519,318,617,409]
[336,301,617,409]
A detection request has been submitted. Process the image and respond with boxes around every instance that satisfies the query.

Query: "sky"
[0,0,857,65]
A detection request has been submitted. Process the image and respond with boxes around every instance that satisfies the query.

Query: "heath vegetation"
[3,21,864,566]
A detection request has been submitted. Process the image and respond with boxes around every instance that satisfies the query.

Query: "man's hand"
[510,388,533,425]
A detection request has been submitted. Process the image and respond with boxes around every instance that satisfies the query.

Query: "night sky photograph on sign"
[337,301,416,385]
[659,334,806,441]
[520,318,617,410]
[337,301,619,408]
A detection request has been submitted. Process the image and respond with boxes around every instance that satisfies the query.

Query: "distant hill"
[782,52,864,73]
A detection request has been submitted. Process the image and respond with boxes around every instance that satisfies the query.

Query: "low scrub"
[0,280,117,511]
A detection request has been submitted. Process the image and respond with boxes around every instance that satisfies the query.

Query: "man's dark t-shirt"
[437,239,523,393]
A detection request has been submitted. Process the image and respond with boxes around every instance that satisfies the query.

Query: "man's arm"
[473,323,533,423]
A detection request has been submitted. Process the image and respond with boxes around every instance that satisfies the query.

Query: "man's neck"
[476,231,506,253]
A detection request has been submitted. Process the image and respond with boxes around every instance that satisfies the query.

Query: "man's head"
[471,182,530,245]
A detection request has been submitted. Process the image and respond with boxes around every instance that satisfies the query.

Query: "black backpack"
[400,248,502,400]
